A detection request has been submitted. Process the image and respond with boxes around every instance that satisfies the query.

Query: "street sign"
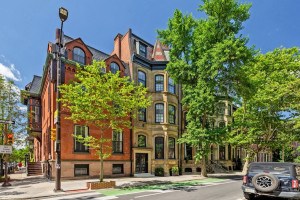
[0,119,15,124]
[0,145,12,154]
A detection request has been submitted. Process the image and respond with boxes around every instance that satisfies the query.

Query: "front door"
[135,153,148,173]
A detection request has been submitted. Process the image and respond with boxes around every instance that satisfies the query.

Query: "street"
[44,177,292,200]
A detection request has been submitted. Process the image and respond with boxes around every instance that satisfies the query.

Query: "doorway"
[135,153,148,173]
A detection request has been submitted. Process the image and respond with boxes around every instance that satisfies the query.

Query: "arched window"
[155,103,164,123]
[155,137,164,159]
[155,75,164,92]
[138,135,146,147]
[110,62,120,74]
[168,105,176,124]
[168,77,175,94]
[168,137,175,159]
[138,71,146,86]
[73,47,85,64]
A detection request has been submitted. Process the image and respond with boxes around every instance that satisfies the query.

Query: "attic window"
[139,43,147,58]
[73,47,85,65]
[110,62,120,74]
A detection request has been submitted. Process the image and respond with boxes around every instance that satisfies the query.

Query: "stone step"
[134,173,155,178]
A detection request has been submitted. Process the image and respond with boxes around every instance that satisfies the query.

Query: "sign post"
[0,120,13,187]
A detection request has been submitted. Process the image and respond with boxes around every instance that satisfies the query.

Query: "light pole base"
[53,188,64,192]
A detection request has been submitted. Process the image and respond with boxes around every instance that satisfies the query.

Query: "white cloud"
[0,62,21,81]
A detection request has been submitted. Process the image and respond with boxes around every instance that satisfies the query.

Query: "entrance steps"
[134,173,155,178]
[27,162,42,176]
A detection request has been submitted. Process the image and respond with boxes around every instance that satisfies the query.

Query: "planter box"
[87,181,116,190]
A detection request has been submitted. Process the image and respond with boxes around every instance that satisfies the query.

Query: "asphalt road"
[46,177,289,200]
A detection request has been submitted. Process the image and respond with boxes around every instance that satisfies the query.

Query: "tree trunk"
[201,156,207,177]
[99,131,104,182]
[282,146,285,162]
[242,153,251,175]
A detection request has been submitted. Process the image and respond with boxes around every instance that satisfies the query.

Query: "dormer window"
[139,43,147,58]
[110,62,120,74]
[73,47,85,65]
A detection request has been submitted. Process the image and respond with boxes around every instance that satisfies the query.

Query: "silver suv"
[242,162,300,199]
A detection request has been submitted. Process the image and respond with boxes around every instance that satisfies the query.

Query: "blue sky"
[0,0,300,89]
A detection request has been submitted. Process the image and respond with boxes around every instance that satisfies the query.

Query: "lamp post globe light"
[55,7,68,192]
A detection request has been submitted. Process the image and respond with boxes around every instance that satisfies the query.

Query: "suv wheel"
[252,173,279,192]
[243,192,255,200]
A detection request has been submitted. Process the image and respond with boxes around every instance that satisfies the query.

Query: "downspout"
[130,115,133,176]
[178,84,182,172]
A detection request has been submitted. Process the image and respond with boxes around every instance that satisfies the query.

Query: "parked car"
[242,162,300,199]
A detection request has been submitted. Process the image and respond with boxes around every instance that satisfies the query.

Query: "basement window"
[112,164,124,174]
[74,164,89,176]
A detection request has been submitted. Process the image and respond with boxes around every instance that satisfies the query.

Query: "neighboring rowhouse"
[22,29,132,179]
[111,29,181,176]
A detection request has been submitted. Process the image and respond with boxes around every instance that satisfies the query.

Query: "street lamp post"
[54,7,68,192]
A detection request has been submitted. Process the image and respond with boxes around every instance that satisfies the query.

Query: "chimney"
[113,33,123,58]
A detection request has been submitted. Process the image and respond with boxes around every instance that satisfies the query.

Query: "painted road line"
[134,190,174,199]
[95,196,118,200]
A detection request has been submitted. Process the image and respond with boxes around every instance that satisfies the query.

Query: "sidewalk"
[0,171,243,200]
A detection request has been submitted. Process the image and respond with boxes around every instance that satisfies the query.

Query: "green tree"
[0,74,27,172]
[158,0,253,176]
[59,61,151,182]
[229,48,300,173]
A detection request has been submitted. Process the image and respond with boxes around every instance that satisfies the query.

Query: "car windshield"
[249,164,291,176]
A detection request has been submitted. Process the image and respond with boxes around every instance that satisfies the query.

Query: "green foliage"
[155,167,164,176]
[9,146,30,162]
[171,166,179,174]
[229,48,300,157]
[0,74,27,147]
[158,0,253,176]
[59,61,151,181]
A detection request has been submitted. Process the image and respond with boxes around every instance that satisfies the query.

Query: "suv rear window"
[249,164,291,176]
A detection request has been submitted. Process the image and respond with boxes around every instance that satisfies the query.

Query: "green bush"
[155,167,164,176]
[171,166,179,175]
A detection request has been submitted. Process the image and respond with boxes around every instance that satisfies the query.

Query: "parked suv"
[242,162,300,199]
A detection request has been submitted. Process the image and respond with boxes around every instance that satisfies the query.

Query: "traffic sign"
[0,119,15,124]
[0,145,12,154]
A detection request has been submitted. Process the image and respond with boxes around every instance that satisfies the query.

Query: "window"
[155,75,164,92]
[219,121,225,128]
[168,105,176,124]
[155,137,164,159]
[138,135,146,147]
[219,145,225,160]
[168,77,175,94]
[139,43,147,57]
[34,106,40,123]
[228,144,231,160]
[73,47,85,64]
[74,125,89,152]
[112,130,123,153]
[155,103,164,123]
[138,71,146,86]
[138,108,146,122]
[228,105,232,116]
[74,164,89,176]
[110,62,120,74]
[185,144,193,160]
[216,102,226,115]
[112,164,124,174]
[168,137,175,159]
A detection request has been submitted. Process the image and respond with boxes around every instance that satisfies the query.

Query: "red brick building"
[23,29,132,179]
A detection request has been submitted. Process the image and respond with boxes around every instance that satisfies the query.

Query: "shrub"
[155,167,164,176]
[171,166,179,175]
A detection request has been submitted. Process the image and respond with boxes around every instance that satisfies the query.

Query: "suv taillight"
[243,176,248,184]
[292,180,299,189]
